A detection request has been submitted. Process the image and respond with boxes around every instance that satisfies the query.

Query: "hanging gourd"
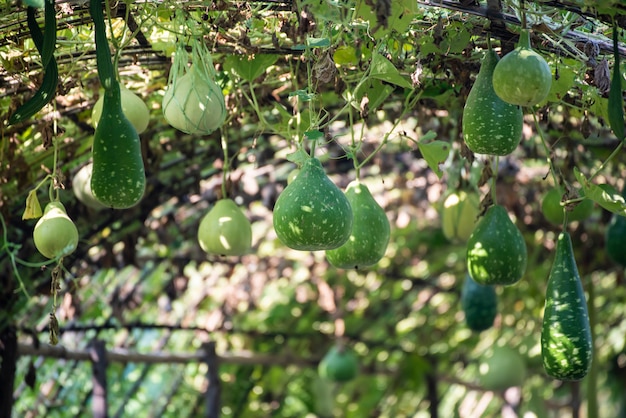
[492,29,552,107]
[162,38,227,135]
[463,44,523,156]
[89,0,145,209]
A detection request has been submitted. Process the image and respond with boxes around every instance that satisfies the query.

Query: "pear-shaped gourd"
[72,163,106,210]
[461,273,498,332]
[478,346,526,390]
[441,190,480,242]
[91,79,146,209]
[318,345,359,383]
[197,199,252,256]
[541,232,592,380]
[92,85,150,134]
[162,65,226,135]
[466,205,527,285]
[273,157,353,251]
[605,184,626,267]
[492,29,552,107]
[326,180,390,269]
[33,201,79,259]
[463,48,523,155]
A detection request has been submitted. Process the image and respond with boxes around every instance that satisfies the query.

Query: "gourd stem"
[490,156,498,205]
[221,132,229,199]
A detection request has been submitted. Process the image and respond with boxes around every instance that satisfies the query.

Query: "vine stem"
[354,88,423,175]
[588,140,624,182]
[220,130,229,199]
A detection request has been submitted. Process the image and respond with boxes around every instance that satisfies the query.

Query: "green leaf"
[574,168,626,216]
[224,54,278,82]
[370,53,412,89]
[351,79,395,113]
[418,138,449,179]
[289,89,316,102]
[286,148,310,167]
[355,0,417,39]
[22,190,42,220]
[333,45,358,66]
[304,130,324,141]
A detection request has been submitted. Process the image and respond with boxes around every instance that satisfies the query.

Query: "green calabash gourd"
[318,345,359,383]
[605,184,626,267]
[273,157,353,251]
[326,180,390,269]
[478,346,526,390]
[466,205,527,285]
[197,199,252,256]
[162,65,226,135]
[492,29,553,107]
[90,80,146,209]
[541,232,592,381]
[463,48,523,156]
[33,201,79,259]
[92,85,150,134]
[89,0,145,209]
[541,187,593,225]
[441,190,480,242]
[72,163,106,210]
[461,273,498,332]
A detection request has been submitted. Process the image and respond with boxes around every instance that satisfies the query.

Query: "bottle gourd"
[462,47,523,156]
[541,232,592,381]
[89,0,145,209]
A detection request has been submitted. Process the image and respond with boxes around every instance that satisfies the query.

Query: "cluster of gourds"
[457,29,598,383]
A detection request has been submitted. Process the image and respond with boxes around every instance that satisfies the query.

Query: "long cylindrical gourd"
[541,232,593,380]
[89,0,145,208]
[9,3,58,125]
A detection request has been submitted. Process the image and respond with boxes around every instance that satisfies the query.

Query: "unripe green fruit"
[72,163,106,210]
[273,157,353,251]
[318,345,359,383]
[326,180,390,269]
[33,201,79,259]
[198,199,252,256]
[478,346,526,390]
[492,29,552,107]
[541,187,593,225]
[92,85,150,134]
[466,205,527,286]
[441,190,480,242]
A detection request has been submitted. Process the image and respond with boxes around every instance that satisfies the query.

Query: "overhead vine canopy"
[1,0,626,417]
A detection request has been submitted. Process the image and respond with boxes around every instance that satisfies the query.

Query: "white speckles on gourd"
[492,29,552,107]
[463,48,523,156]
[326,180,391,269]
[91,79,145,209]
[466,205,527,285]
[541,232,592,381]
[273,157,352,251]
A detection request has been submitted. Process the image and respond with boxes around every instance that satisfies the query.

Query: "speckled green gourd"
[463,48,523,156]
[461,273,497,332]
[273,157,353,251]
[91,82,146,208]
[541,232,592,381]
[492,29,552,107]
[89,0,145,209]
[326,180,390,269]
[466,205,527,286]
